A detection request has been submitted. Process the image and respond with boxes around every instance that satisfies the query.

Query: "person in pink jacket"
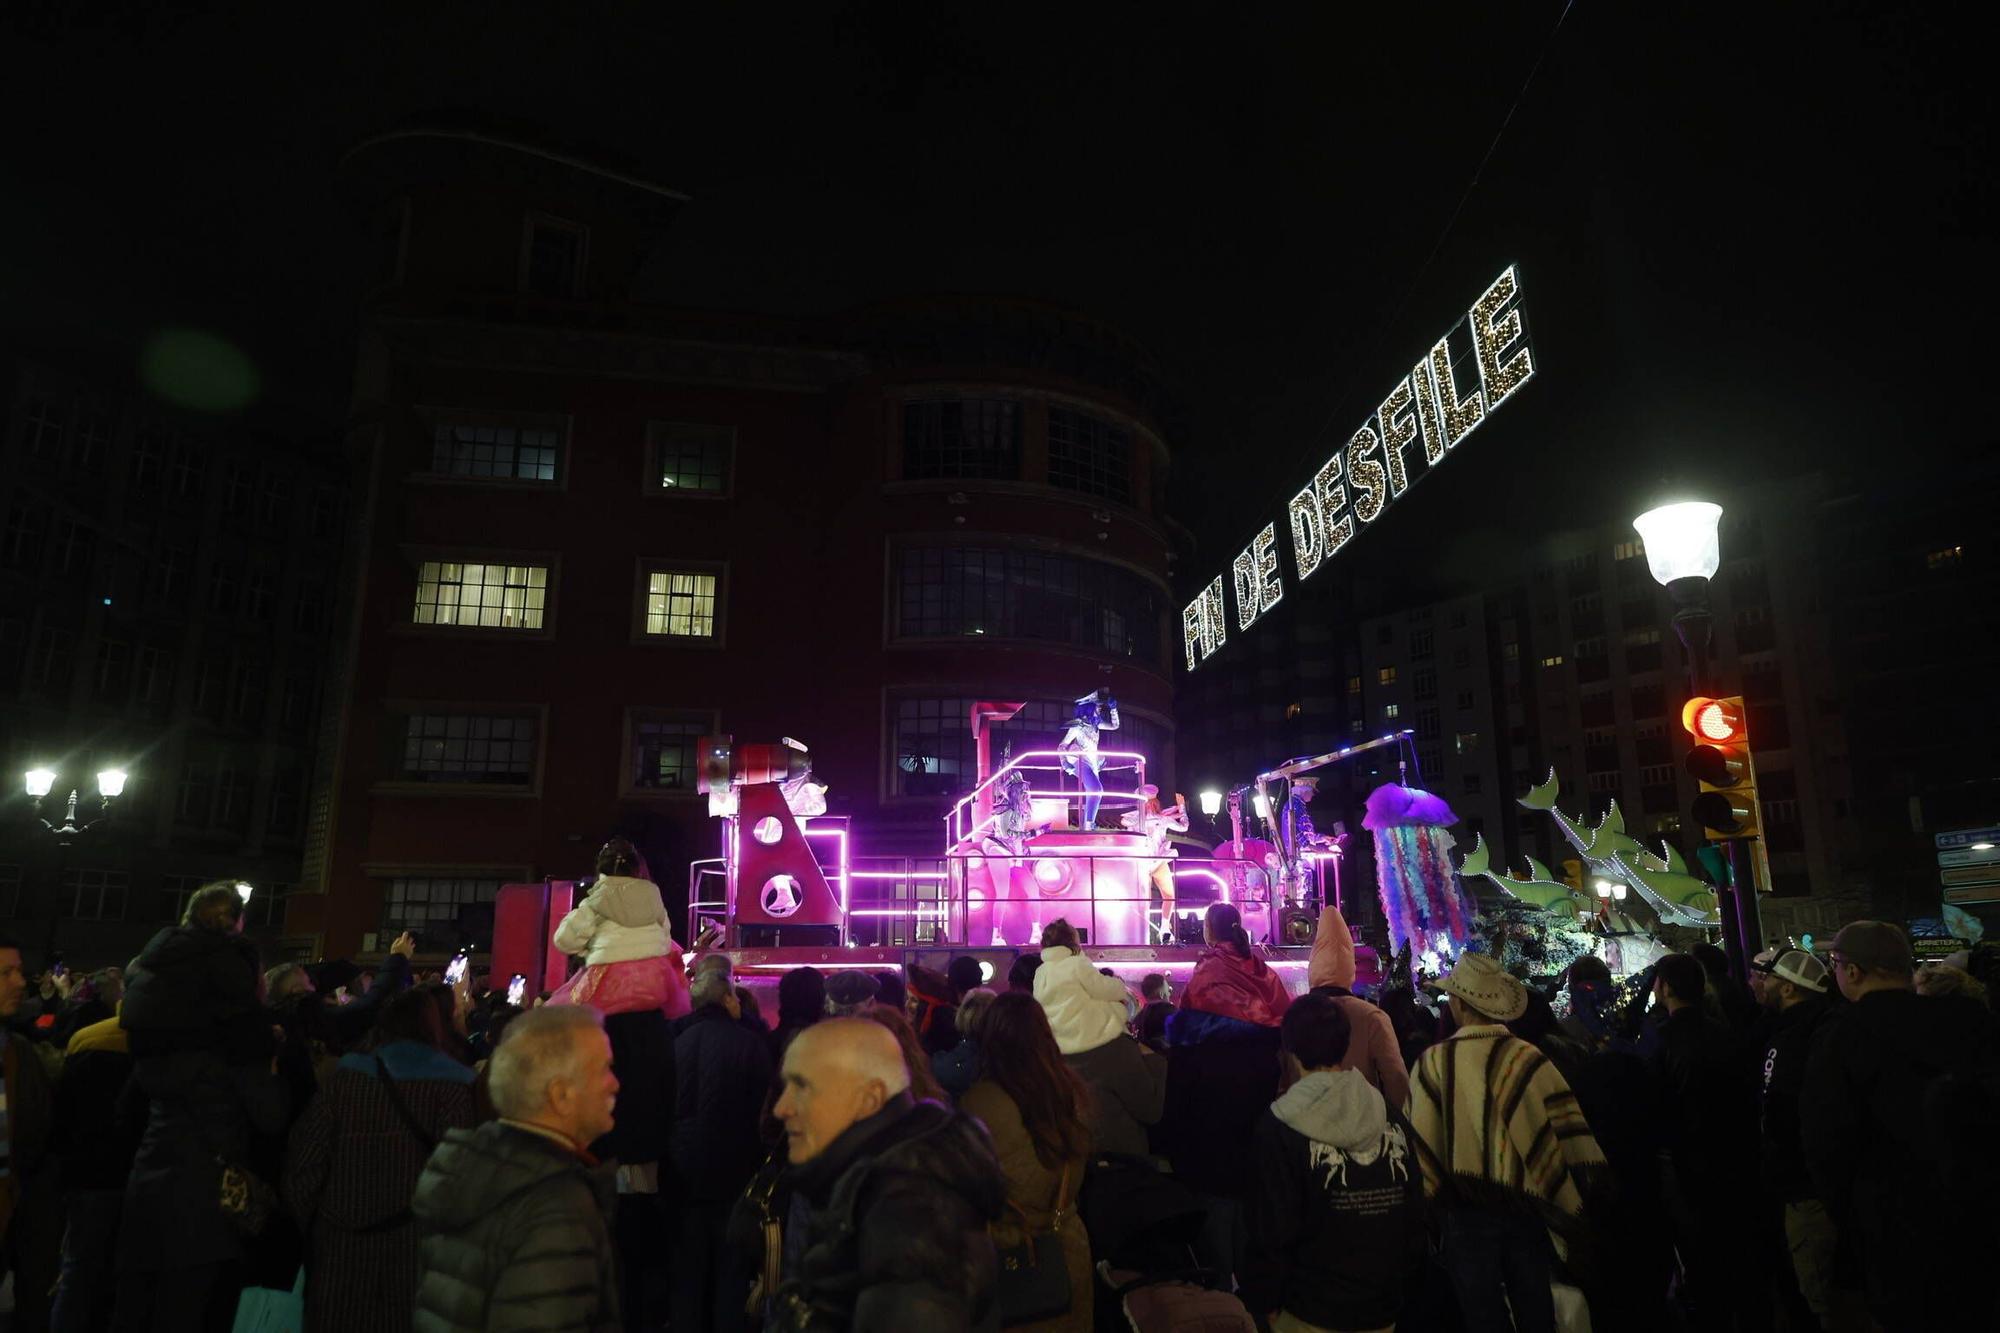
[1306,905,1410,1110]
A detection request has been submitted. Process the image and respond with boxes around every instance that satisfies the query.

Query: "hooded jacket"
[411,1121,620,1333]
[552,875,673,966]
[1180,945,1291,1030]
[1306,906,1412,1109]
[1243,1070,1424,1331]
[1032,946,1131,1056]
[770,1093,1006,1332]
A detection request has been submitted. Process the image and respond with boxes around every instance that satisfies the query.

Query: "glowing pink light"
[849,871,947,880]
[1171,865,1233,905]
[847,907,950,917]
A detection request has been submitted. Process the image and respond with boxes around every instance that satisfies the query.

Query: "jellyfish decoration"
[1363,783,1476,960]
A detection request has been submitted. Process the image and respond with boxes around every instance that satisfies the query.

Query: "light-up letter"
[1251,523,1281,614]
[1376,377,1419,495]
[1410,355,1448,465]
[1346,426,1387,525]
[1232,547,1261,632]
[1199,575,1227,661]
[1316,451,1355,561]
[1471,264,1534,407]
[1427,336,1485,448]
[1182,598,1205,671]
[1287,482,1324,582]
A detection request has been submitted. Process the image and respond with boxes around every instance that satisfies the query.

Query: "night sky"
[3,3,1989,576]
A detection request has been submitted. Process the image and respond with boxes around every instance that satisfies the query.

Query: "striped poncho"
[1405,1024,1605,1229]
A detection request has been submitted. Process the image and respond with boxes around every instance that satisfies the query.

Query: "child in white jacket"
[549,837,691,1018]
[1032,917,1136,1055]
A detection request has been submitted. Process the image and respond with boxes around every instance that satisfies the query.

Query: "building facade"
[289,130,1181,959]
[1,354,344,968]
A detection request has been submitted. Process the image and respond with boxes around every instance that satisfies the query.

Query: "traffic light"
[1682,695,1760,839]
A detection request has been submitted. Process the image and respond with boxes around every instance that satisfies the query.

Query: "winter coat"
[1306,906,1411,1108]
[1758,995,1832,1202]
[959,1082,1093,1333]
[119,924,263,1056]
[552,875,673,965]
[932,1037,982,1100]
[1150,1020,1285,1197]
[769,1092,1006,1332]
[411,1120,621,1333]
[283,1042,480,1333]
[1242,1070,1424,1331]
[595,1008,675,1169]
[51,1015,138,1193]
[1180,945,1291,1029]
[1803,989,2000,1327]
[118,1046,290,1273]
[1032,946,1131,1055]
[671,1005,775,1202]
[1063,1034,1166,1158]
[0,1026,57,1242]
[1652,1006,1758,1182]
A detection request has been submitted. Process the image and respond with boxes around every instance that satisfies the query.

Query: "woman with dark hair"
[861,1004,949,1104]
[282,987,479,1332]
[769,966,825,1059]
[960,993,1095,1332]
[1174,903,1292,1040]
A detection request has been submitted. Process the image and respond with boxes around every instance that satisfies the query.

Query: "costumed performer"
[1121,783,1188,942]
[1057,687,1120,828]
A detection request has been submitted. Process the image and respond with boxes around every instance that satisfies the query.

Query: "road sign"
[1941,865,2000,887]
[1935,827,2000,850]
[1940,845,2000,868]
[1944,884,2000,906]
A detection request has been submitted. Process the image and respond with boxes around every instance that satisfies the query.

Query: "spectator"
[861,1006,948,1104]
[1031,920,1131,1056]
[1804,921,2000,1329]
[1172,903,1291,1042]
[766,1019,1005,1329]
[1558,955,1614,1046]
[283,989,479,1333]
[411,1005,621,1333]
[1135,972,1173,1038]
[1244,994,1423,1333]
[769,967,824,1059]
[550,838,691,1019]
[597,968,679,1333]
[1692,941,1759,1031]
[1304,905,1411,1108]
[874,970,907,1016]
[1007,953,1043,996]
[1916,961,1989,1005]
[824,971,880,1018]
[1651,951,1762,1329]
[49,960,142,1333]
[1753,948,1845,1329]
[1062,1014,1164,1163]
[933,987,997,1100]
[1407,951,1605,1333]
[905,965,960,1057]
[946,956,986,1004]
[671,964,775,1333]
[2,933,59,1333]
[1745,947,1780,1010]
[959,994,1095,1333]
[113,884,290,1331]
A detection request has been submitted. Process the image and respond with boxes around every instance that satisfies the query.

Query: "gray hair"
[487,1004,605,1119]
[689,966,734,1010]
[264,962,312,1001]
[956,987,998,1038]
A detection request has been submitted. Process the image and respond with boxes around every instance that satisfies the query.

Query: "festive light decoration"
[1364,783,1474,959]
[1490,768,1720,928]
[1186,264,1537,665]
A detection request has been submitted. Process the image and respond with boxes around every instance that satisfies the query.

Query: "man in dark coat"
[1804,921,2000,1331]
[2,934,61,1333]
[1755,948,1845,1326]
[412,1004,622,1333]
[671,965,774,1332]
[765,1018,1004,1331]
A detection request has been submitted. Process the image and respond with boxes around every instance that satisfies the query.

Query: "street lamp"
[1198,790,1223,817]
[1633,498,1760,975]
[24,766,128,840]
[236,882,255,904]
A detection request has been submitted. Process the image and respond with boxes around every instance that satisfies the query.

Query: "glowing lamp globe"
[1198,790,1223,817]
[236,882,255,903]
[1633,501,1724,587]
[25,768,56,798]
[97,768,128,798]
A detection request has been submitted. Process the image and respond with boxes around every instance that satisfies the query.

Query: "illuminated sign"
[1183,265,1537,671]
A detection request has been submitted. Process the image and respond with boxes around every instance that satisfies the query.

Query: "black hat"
[825,971,881,1009]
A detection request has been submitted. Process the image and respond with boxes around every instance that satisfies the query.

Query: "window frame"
[900,396,1023,482]
[413,408,570,490]
[643,421,736,499]
[632,558,729,648]
[403,549,559,639]
[619,706,720,800]
[372,700,549,797]
[518,212,590,299]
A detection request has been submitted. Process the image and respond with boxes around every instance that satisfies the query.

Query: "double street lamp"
[25,766,128,840]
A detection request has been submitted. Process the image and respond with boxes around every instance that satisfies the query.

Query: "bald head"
[774,1018,911,1163]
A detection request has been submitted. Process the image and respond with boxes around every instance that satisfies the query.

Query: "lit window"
[399,712,539,785]
[412,561,548,630]
[429,417,561,483]
[1622,627,1661,646]
[650,422,734,495]
[1540,654,1564,667]
[1377,667,1398,685]
[1285,702,1303,719]
[645,570,718,638]
[1346,675,1362,695]
[1613,539,1645,561]
[1925,547,1962,570]
[1384,703,1401,720]
[1454,731,1481,754]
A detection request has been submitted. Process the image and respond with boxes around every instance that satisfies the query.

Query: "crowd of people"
[2,867,1997,1333]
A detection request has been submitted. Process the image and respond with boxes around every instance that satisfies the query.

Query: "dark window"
[1630,683,1665,719]
[891,695,1167,799]
[630,713,708,791]
[136,646,175,715]
[268,771,301,838]
[1412,668,1437,700]
[1409,631,1434,659]
[397,713,538,785]
[893,544,1161,665]
[215,770,253,830]
[21,397,68,459]
[1580,693,1616,727]
[1,501,47,572]
[430,419,559,483]
[903,399,1020,480]
[61,868,128,920]
[222,461,255,516]
[258,474,292,526]
[74,410,112,476]
[176,766,215,823]
[522,217,586,298]
[1045,407,1131,503]
[382,877,502,942]
[93,639,132,703]
[649,422,733,495]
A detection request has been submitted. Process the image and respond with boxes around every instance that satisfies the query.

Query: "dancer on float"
[1121,783,1188,942]
[1057,687,1120,829]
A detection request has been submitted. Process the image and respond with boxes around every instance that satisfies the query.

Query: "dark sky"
[3,2,1990,572]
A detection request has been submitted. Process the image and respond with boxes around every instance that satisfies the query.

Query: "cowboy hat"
[1436,951,1528,1022]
